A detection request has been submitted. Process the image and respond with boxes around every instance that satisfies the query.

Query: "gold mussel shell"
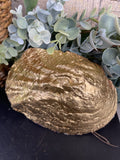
[6,48,117,135]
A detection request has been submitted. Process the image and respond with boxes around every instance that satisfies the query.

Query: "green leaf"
[79,21,92,30]
[99,29,120,47]
[80,38,94,53]
[79,9,86,21]
[0,44,7,53]
[17,17,28,29]
[99,13,116,36]
[54,18,76,32]
[24,0,38,13]
[40,30,51,44]
[102,48,118,66]
[0,58,8,65]
[7,48,18,57]
[17,28,28,40]
[47,47,55,55]
[3,39,19,47]
[55,33,67,44]
[66,28,80,40]
[90,8,96,18]
[29,39,40,48]
[72,12,78,20]
[5,52,12,59]
[29,28,42,45]
[15,43,26,53]
[98,8,105,16]
[47,14,53,26]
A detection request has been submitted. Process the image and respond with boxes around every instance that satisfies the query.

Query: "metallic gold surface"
[6,48,117,135]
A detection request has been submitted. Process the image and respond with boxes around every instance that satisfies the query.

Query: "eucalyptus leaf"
[0,58,8,65]
[80,37,94,53]
[5,52,12,59]
[47,47,55,55]
[90,8,96,18]
[79,9,86,21]
[25,15,36,25]
[54,18,76,32]
[89,30,97,50]
[8,24,17,34]
[69,47,81,55]
[17,17,28,29]
[102,48,118,66]
[3,39,19,47]
[0,44,7,53]
[72,12,78,20]
[7,48,18,57]
[12,18,17,27]
[40,30,51,44]
[16,42,26,52]
[10,33,24,45]
[47,0,55,10]
[29,39,40,48]
[47,14,53,26]
[99,13,116,36]
[110,64,120,76]
[99,29,120,46]
[54,18,79,40]
[29,28,42,45]
[17,29,28,40]
[98,8,105,16]
[17,38,24,45]
[27,19,45,32]
[66,28,80,40]
[37,9,50,23]
[79,21,92,30]
[56,33,67,44]
[10,5,23,17]
[53,2,63,11]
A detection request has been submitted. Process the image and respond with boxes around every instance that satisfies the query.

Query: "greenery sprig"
[0,0,120,102]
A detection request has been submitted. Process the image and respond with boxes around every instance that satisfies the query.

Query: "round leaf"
[17,29,28,40]
[7,47,18,57]
[17,17,28,29]
[55,33,67,44]
[47,47,55,55]
[54,18,76,32]
[40,30,51,44]
[29,39,40,48]
[8,24,17,34]
[102,48,118,66]
[29,28,42,45]
[99,13,116,36]
[66,28,80,40]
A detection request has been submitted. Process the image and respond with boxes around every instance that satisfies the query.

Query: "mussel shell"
[6,48,117,135]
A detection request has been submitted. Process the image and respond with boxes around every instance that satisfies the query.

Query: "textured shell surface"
[6,48,117,135]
